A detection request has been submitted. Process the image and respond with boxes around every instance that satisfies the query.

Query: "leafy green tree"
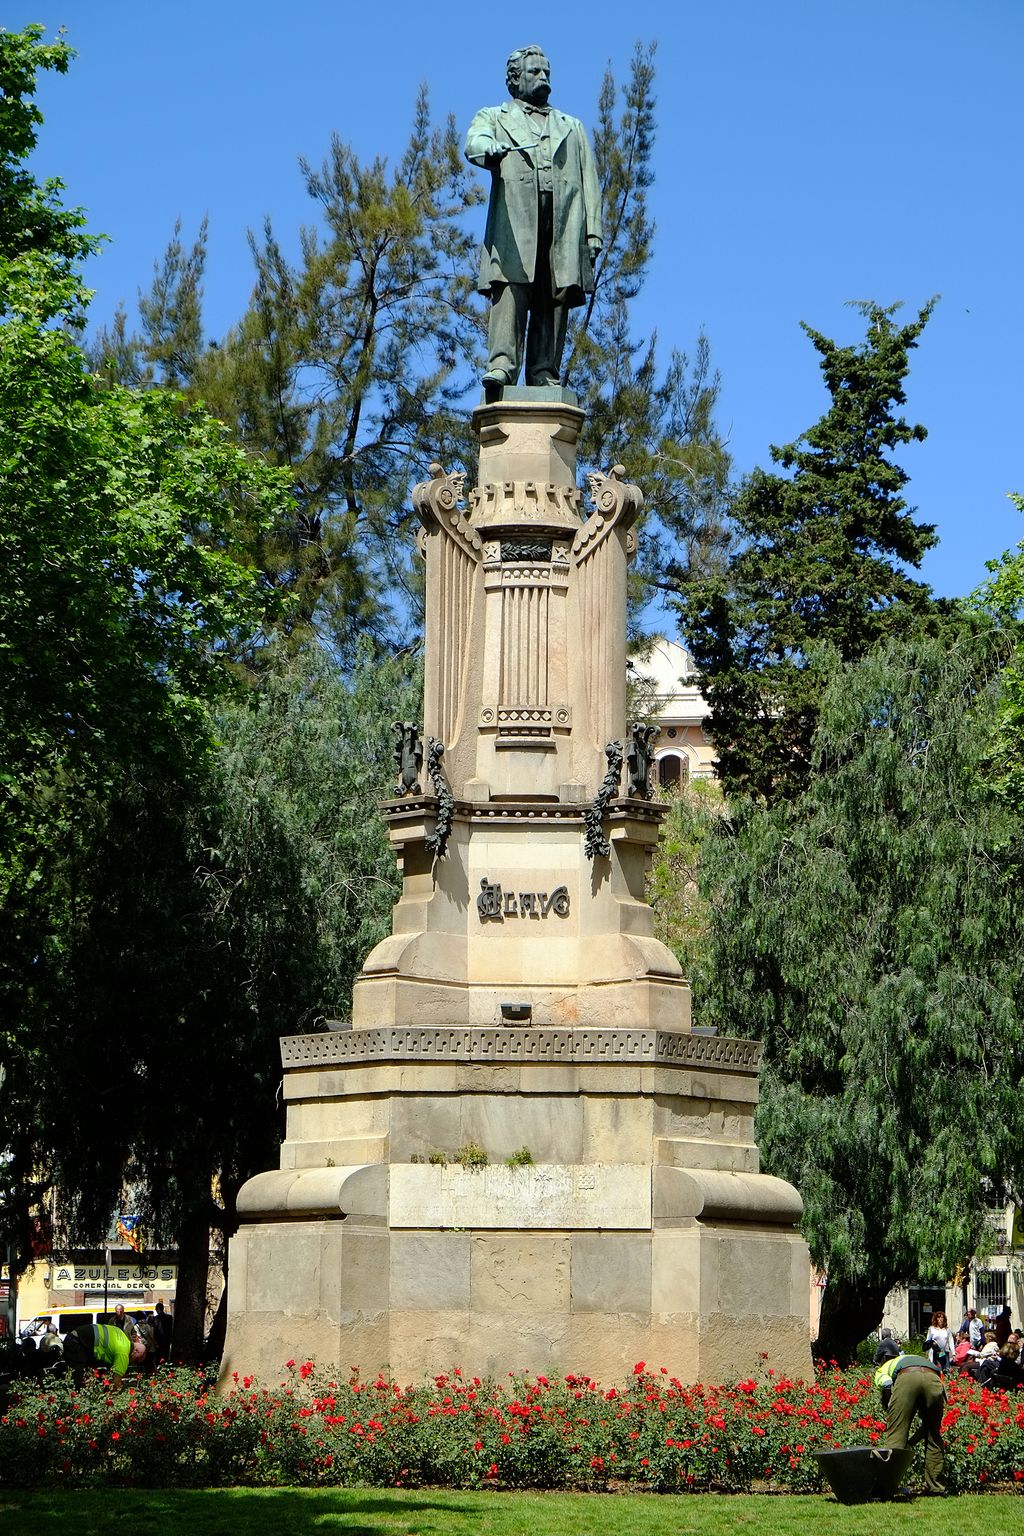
[680,301,942,803]
[0,27,414,1358]
[0,25,291,1313]
[692,627,1024,1358]
[0,23,97,315]
[43,644,418,1362]
[0,292,291,950]
[3,27,422,1362]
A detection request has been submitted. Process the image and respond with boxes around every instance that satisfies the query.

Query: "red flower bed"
[1,1360,1023,1492]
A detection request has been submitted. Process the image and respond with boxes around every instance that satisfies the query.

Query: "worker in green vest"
[874,1350,947,1495]
[62,1322,147,1387]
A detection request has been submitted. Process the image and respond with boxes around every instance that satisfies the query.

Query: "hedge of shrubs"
[2,1359,1024,1493]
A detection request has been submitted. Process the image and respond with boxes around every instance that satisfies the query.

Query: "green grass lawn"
[0,1487,1018,1536]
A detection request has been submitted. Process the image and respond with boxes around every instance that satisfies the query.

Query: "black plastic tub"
[815,1446,915,1503]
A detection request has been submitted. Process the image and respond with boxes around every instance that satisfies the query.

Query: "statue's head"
[506,45,551,105]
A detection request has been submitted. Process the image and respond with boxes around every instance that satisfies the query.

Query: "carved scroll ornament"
[412,463,480,556]
[573,464,643,559]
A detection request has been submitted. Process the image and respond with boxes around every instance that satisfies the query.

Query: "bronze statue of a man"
[465,46,603,389]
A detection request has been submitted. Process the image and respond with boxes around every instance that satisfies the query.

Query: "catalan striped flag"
[117,1215,143,1252]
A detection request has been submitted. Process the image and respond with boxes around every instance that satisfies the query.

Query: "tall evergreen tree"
[680,301,941,803]
[92,46,732,651]
[565,44,732,614]
[692,626,1024,1358]
[93,92,485,659]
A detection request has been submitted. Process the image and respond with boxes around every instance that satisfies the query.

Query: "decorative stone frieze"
[279,1027,763,1072]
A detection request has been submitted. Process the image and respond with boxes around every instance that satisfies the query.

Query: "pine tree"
[565,44,732,618]
[680,300,942,802]
[92,47,733,653]
[91,89,485,658]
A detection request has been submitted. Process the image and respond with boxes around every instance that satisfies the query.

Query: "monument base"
[352,798,692,1032]
[222,1028,812,1386]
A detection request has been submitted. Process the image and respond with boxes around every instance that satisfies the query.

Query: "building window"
[658,753,688,791]
[974,1269,1008,1314]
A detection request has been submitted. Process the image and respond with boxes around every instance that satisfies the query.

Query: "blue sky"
[17,1,1023,601]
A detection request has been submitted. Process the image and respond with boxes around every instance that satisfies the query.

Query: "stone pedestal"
[223,385,811,1387]
[353,798,687,1032]
[223,1027,812,1385]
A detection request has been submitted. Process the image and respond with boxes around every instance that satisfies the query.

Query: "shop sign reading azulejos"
[50,1263,176,1290]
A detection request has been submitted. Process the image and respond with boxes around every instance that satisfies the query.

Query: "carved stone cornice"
[281,1026,762,1074]
[469,480,582,530]
[376,796,665,829]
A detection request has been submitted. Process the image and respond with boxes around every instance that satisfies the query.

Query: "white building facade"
[630,638,717,789]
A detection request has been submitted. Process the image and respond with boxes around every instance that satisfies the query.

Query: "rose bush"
[2,1360,1024,1492]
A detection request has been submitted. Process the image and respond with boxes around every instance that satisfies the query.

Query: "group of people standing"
[923,1305,1023,1384]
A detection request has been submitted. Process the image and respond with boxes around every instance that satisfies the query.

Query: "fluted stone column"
[352,390,688,1032]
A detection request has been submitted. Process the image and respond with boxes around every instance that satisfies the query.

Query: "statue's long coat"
[465,101,603,303]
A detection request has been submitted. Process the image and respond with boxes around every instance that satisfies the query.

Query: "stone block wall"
[223,1029,812,1387]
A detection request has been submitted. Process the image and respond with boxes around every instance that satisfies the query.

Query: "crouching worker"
[874,1349,947,1495]
[63,1322,147,1388]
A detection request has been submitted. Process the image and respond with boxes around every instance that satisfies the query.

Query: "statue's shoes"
[482,370,511,385]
